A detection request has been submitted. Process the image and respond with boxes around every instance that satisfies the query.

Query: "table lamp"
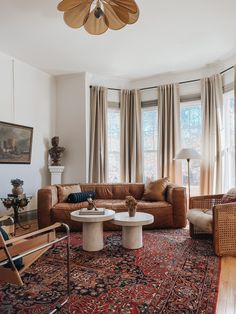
[175,148,201,201]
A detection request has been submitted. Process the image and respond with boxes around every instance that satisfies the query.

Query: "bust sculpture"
[48,136,65,166]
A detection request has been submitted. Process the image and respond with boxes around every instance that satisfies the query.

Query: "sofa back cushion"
[80,184,112,199]
[57,184,81,202]
[80,183,145,200]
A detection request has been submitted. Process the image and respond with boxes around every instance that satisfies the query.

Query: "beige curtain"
[120,89,142,182]
[89,86,108,183]
[234,66,236,187]
[200,74,223,194]
[158,84,180,183]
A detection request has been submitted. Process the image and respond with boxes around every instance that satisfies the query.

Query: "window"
[180,100,202,195]
[142,107,158,182]
[222,90,235,191]
[107,107,120,182]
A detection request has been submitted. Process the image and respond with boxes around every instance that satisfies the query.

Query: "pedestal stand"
[49,166,64,185]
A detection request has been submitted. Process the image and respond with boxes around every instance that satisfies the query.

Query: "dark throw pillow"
[4,256,24,270]
[0,226,9,241]
[67,191,96,203]
[0,226,24,270]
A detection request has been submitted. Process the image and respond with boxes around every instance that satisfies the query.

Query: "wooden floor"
[15,219,236,314]
[216,257,236,314]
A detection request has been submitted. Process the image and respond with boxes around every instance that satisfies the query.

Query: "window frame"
[107,103,121,183]
[180,98,202,195]
[222,88,235,191]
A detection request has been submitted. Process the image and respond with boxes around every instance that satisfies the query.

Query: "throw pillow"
[142,177,169,202]
[58,184,81,203]
[67,191,96,203]
[0,226,9,241]
[0,227,24,270]
[221,187,236,204]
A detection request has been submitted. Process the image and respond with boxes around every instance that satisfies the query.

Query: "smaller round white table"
[112,212,154,249]
[71,209,115,252]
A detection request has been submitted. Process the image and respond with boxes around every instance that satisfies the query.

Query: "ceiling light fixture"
[57,0,139,35]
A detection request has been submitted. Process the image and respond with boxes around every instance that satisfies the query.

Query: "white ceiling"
[0,0,236,79]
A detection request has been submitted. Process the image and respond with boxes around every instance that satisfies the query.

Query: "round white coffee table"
[112,212,154,249]
[71,209,115,252]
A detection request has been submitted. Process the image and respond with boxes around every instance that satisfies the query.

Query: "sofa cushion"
[111,200,172,212]
[111,200,127,211]
[67,191,95,203]
[57,184,81,202]
[142,177,169,201]
[112,185,130,199]
[137,200,171,210]
[221,187,236,204]
[95,200,113,208]
[128,184,145,200]
[187,208,213,233]
[53,202,88,211]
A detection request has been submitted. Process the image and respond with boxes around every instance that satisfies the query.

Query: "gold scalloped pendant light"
[57,0,139,35]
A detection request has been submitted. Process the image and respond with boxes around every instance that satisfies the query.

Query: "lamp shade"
[175,148,201,160]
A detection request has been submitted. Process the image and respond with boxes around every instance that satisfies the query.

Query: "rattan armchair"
[189,194,236,256]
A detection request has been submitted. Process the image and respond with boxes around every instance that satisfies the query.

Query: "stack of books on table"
[79,208,105,215]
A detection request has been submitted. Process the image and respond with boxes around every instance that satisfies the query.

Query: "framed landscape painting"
[0,121,33,164]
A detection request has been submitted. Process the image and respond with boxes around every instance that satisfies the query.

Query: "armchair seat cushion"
[187,208,213,234]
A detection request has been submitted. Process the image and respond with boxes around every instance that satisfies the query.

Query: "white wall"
[0,52,55,215]
[55,73,87,183]
[55,72,130,184]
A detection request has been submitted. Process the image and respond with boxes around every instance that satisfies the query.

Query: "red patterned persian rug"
[0,229,220,314]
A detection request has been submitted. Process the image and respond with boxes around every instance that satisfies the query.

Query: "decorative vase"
[128,205,137,217]
[12,184,24,196]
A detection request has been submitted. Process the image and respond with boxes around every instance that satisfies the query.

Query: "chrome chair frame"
[0,219,71,313]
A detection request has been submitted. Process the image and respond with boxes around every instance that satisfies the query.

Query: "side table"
[71,209,115,251]
[0,195,32,231]
[112,212,154,249]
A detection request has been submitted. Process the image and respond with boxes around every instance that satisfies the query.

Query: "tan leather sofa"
[37,183,187,231]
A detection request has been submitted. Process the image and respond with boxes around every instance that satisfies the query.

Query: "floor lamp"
[175,148,201,202]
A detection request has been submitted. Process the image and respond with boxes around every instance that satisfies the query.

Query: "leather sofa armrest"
[166,184,187,228]
[37,185,58,228]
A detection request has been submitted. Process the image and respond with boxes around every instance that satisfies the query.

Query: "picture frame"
[0,121,33,164]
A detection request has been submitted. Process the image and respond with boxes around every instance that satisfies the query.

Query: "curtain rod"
[89,65,234,92]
